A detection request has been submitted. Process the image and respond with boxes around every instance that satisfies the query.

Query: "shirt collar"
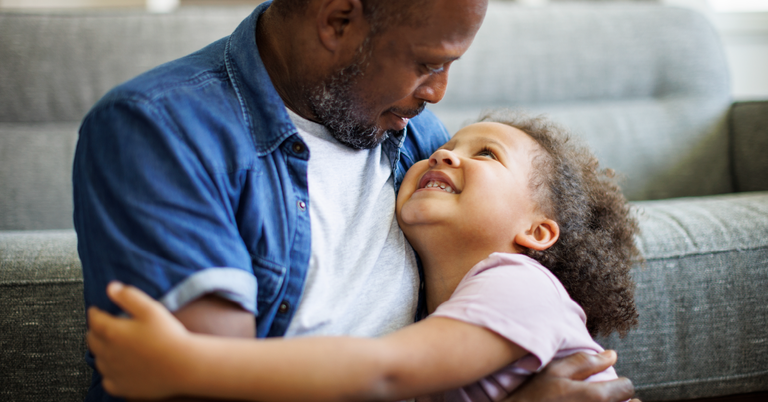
[224,1,297,156]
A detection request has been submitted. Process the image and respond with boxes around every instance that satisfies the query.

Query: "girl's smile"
[417,171,460,194]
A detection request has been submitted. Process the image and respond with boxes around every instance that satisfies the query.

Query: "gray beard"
[306,39,427,150]
[307,42,390,150]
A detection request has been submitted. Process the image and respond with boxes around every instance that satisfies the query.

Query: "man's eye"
[423,64,445,74]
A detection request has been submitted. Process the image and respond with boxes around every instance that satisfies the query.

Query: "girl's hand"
[87,282,192,399]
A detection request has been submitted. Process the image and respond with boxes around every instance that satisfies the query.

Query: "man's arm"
[503,351,639,402]
[173,295,256,338]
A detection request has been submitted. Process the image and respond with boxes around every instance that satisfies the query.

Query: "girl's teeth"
[426,180,454,193]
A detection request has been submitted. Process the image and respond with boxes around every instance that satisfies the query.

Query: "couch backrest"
[0,3,734,230]
[428,3,733,201]
[0,7,254,230]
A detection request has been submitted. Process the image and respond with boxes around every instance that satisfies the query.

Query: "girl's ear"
[316,0,367,53]
[514,218,560,251]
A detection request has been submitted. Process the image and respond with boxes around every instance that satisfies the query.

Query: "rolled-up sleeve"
[74,96,256,317]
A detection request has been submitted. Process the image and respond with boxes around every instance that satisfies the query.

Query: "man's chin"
[326,124,383,150]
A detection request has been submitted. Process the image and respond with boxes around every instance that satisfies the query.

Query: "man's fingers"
[583,377,635,402]
[548,350,618,380]
[106,281,163,321]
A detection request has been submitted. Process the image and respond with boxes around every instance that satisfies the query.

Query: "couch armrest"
[730,100,768,192]
[597,193,768,401]
[0,230,91,401]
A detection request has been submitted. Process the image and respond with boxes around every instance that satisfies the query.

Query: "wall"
[662,0,768,100]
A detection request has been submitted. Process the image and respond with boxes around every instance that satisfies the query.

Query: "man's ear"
[316,0,368,53]
[514,218,560,251]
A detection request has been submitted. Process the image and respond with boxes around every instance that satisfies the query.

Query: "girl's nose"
[429,148,460,168]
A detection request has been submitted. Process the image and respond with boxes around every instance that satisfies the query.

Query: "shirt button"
[292,141,305,154]
[278,301,290,314]
[297,200,306,211]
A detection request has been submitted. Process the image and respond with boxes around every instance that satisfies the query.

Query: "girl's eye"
[477,147,497,159]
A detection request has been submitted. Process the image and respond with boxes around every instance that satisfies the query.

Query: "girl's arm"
[87,282,527,401]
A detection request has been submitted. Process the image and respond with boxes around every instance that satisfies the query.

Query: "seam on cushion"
[635,369,768,390]
[0,278,83,286]
[642,243,768,262]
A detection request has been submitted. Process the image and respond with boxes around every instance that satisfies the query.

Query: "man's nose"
[429,148,460,167]
[414,70,449,104]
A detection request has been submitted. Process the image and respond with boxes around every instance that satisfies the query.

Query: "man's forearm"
[173,294,256,338]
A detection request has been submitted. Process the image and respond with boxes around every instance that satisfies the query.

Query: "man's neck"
[255,8,318,122]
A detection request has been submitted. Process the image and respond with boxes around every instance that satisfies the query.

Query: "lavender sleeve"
[430,253,608,372]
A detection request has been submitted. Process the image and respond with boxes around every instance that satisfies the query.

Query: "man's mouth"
[387,104,426,128]
[418,171,459,194]
[391,111,418,121]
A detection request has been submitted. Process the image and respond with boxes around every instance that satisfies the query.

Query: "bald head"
[272,0,431,34]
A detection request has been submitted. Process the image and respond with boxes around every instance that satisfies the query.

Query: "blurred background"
[1,0,766,101]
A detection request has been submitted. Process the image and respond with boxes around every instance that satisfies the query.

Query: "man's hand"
[505,351,639,402]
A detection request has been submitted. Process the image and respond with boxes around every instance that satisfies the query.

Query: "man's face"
[309,0,487,149]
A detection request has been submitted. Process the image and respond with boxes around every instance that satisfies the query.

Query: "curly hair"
[477,110,640,338]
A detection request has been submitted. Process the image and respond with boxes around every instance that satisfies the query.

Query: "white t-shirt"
[284,108,420,337]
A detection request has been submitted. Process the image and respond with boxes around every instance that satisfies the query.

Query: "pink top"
[430,253,617,402]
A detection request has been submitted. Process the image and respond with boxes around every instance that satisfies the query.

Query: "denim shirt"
[74,2,448,399]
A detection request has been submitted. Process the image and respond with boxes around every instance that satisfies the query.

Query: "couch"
[1,2,767,401]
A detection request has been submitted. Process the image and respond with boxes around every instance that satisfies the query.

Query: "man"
[74,0,637,400]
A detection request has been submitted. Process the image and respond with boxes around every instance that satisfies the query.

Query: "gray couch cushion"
[0,7,253,124]
[0,123,79,230]
[429,3,732,201]
[0,230,89,402]
[598,192,768,401]
[0,7,254,230]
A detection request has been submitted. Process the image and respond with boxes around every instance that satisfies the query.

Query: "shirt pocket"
[251,256,287,314]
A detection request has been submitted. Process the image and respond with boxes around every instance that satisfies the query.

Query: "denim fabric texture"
[72,2,449,400]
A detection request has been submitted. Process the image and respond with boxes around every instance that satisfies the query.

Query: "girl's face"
[396,122,542,254]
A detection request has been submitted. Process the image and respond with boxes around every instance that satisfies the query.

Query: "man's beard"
[306,39,425,150]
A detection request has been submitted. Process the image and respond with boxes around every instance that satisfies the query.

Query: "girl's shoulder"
[463,252,569,300]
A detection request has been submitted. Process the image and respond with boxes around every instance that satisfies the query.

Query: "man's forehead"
[381,0,487,48]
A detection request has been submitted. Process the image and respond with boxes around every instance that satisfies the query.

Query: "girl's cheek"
[400,161,429,192]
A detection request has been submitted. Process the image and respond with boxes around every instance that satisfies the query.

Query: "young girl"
[87,110,640,402]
